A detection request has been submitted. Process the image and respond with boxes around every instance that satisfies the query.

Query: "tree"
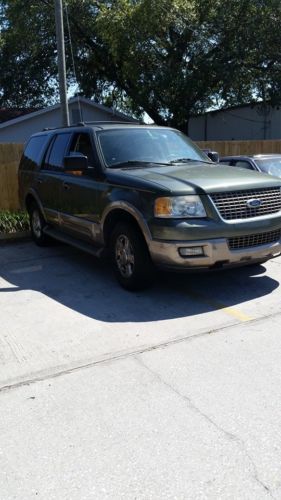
[0,0,281,131]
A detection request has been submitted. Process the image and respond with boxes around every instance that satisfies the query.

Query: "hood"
[107,162,281,195]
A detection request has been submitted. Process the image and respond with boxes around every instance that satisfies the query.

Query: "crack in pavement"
[0,325,230,394]
[0,309,281,396]
[134,356,275,498]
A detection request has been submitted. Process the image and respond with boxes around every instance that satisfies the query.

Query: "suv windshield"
[97,128,210,168]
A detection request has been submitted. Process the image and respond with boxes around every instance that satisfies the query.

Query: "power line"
[64,1,83,122]
[54,0,69,127]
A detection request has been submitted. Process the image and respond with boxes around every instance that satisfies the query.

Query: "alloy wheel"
[115,234,135,278]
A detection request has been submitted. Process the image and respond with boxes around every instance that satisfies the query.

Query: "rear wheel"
[29,203,52,246]
[110,222,154,290]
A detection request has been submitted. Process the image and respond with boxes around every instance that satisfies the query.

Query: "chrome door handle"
[37,178,43,184]
[63,182,70,190]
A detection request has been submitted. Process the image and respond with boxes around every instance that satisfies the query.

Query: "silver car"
[219,154,281,178]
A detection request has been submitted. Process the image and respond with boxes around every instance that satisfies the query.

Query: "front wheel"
[110,222,154,290]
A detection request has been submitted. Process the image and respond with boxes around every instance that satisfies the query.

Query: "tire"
[29,203,52,246]
[110,222,154,290]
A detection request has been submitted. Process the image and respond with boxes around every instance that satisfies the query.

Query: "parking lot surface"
[1,241,281,499]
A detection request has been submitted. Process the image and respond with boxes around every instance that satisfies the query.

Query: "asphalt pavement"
[1,240,281,499]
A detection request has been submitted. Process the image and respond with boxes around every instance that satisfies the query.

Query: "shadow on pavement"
[0,241,279,323]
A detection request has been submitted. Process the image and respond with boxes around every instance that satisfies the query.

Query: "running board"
[43,227,104,258]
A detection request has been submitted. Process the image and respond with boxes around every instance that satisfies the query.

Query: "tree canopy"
[0,0,281,130]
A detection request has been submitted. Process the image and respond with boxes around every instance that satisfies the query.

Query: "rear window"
[21,135,48,170]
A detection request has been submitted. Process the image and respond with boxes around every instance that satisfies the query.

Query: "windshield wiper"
[108,160,170,169]
[169,158,212,164]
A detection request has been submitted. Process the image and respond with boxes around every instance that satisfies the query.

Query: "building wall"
[189,104,281,141]
[70,102,126,124]
[0,101,131,143]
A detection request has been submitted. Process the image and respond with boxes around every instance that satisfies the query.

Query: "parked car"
[220,154,281,178]
[19,123,281,290]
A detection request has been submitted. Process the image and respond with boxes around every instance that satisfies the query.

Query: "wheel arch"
[25,191,46,220]
[102,203,152,248]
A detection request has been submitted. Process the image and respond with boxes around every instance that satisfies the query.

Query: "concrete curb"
[0,231,31,244]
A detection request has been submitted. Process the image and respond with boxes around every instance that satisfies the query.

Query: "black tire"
[110,222,154,290]
[29,203,52,246]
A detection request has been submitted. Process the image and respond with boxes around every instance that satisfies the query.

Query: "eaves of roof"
[0,96,136,130]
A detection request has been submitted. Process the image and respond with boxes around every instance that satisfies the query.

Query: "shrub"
[0,211,30,234]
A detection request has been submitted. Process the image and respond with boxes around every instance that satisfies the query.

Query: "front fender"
[101,201,152,246]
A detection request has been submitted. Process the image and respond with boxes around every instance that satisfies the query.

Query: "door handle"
[37,178,43,184]
[63,182,70,190]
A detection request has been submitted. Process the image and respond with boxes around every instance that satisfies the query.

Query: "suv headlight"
[154,195,206,218]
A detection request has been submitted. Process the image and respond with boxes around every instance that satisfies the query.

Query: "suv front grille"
[228,229,281,250]
[211,188,281,220]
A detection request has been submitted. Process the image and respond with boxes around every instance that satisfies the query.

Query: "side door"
[58,132,102,243]
[37,132,72,226]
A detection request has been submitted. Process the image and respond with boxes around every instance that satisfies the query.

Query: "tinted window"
[22,135,48,170]
[69,133,94,166]
[219,160,232,165]
[234,161,254,170]
[46,133,72,169]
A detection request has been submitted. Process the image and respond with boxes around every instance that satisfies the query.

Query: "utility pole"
[54,0,69,127]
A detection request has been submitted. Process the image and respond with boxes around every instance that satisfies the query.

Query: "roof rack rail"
[42,120,141,132]
[42,123,88,131]
[79,120,141,126]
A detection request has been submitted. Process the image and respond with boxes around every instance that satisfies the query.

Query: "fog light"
[179,246,205,257]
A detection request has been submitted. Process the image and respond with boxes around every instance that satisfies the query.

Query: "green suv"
[19,122,281,289]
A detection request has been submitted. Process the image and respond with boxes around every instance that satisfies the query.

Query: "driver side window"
[69,133,94,169]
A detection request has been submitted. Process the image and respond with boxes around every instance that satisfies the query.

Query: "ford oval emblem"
[246,198,262,208]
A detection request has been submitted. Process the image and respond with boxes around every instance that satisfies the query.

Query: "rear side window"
[21,135,48,170]
[44,133,72,170]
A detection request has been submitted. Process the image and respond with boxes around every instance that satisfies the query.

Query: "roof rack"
[42,120,141,131]
[77,120,141,126]
[42,123,85,131]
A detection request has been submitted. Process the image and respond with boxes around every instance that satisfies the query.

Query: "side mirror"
[207,151,220,163]
[64,154,88,171]
[202,149,220,163]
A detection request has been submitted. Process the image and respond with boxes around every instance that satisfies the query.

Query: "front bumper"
[148,237,281,270]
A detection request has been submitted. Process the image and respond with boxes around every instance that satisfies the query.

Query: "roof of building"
[0,107,37,123]
[0,96,136,130]
[191,101,281,118]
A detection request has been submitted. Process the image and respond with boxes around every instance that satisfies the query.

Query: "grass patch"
[0,211,30,234]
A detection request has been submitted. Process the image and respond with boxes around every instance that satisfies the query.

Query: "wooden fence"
[1,139,281,211]
[0,144,24,210]
[197,140,281,156]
